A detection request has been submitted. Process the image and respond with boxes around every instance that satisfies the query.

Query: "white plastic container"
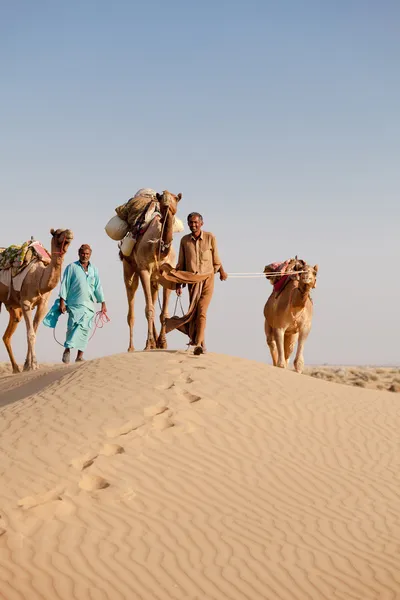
[105,215,129,241]
[120,233,136,257]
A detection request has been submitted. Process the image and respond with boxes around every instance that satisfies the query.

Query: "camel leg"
[3,307,23,374]
[151,281,159,343]
[22,302,37,371]
[139,270,156,350]
[123,261,139,352]
[157,286,171,349]
[284,333,298,368]
[33,299,49,333]
[294,329,310,374]
[274,328,286,369]
[264,319,278,366]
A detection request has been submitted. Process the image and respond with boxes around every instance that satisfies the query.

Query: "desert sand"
[1,351,400,600]
[304,365,400,393]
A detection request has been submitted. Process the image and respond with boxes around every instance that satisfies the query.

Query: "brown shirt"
[176,231,222,275]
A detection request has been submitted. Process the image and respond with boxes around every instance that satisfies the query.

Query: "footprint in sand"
[70,451,98,471]
[106,415,144,438]
[18,485,64,510]
[186,376,194,384]
[152,410,174,431]
[79,473,109,492]
[180,390,202,403]
[31,496,76,520]
[0,516,6,538]
[100,443,125,457]
[144,402,169,418]
[156,381,176,391]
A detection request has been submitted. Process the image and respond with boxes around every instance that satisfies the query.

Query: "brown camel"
[120,190,181,351]
[0,228,74,373]
[263,259,318,373]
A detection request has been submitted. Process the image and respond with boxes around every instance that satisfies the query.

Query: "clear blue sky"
[1,1,399,366]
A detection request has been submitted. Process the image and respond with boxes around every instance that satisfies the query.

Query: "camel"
[120,190,181,351]
[0,228,74,373]
[263,259,318,373]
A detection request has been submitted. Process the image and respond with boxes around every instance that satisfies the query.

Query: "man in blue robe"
[59,244,107,363]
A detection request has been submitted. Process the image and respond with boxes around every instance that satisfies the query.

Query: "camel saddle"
[0,239,51,277]
[265,257,309,297]
[115,189,183,244]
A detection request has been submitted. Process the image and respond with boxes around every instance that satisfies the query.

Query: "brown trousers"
[163,269,215,346]
[188,274,214,346]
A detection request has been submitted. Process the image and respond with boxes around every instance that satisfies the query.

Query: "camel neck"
[39,246,64,294]
[159,210,174,256]
[292,283,311,309]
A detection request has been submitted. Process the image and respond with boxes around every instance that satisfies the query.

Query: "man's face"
[79,248,92,264]
[188,215,203,236]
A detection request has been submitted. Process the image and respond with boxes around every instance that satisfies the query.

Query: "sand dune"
[1,352,400,599]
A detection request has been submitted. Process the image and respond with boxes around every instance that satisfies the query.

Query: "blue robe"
[44,261,105,351]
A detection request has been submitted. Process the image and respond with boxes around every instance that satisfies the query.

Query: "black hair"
[187,212,203,222]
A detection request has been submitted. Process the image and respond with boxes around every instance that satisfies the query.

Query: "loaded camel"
[120,190,181,351]
[0,228,74,373]
[263,258,318,373]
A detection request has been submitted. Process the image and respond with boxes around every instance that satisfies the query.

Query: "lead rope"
[173,295,185,317]
[52,310,110,347]
[226,269,308,278]
[156,206,170,312]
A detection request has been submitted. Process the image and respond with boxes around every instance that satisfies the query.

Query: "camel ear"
[177,193,182,201]
[314,264,318,273]
[50,228,55,236]
[156,193,162,201]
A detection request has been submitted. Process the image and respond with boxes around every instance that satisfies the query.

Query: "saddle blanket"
[0,240,51,276]
[0,240,51,293]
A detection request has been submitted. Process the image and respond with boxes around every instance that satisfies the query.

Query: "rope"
[227,270,308,279]
[52,310,110,347]
[156,206,170,312]
[89,311,111,340]
[173,295,185,317]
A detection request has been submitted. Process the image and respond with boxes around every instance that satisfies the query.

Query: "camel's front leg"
[157,286,171,349]
[22,302,37,371]
[139,270,156,350]
[3,307,23,374]
[284,333,298,368]
[264,319,278,366]
[151,281,159,343]
[274,328,286,369]
[293,328,310,374]
[33,299,49,333]
[124,265,139,352]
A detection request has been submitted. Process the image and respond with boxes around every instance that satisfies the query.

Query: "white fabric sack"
[134,188,157,199]
[105,215,129,241]
[173,217,184,233]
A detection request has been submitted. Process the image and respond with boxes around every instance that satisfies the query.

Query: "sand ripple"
[0,352,400,599]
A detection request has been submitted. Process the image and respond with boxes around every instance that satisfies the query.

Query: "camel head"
[50,228,74,256]
[156,190,182,217]
[299,263,318,289]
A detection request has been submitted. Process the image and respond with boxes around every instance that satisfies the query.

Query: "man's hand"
[59,298,67,314]
[101,302,108,314]
[219,268,228,282]
[176,284,182,296]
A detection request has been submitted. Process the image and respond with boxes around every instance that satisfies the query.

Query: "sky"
[1,0,399,367]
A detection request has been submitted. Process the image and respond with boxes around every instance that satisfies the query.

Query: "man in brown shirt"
[176,212,227,355]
